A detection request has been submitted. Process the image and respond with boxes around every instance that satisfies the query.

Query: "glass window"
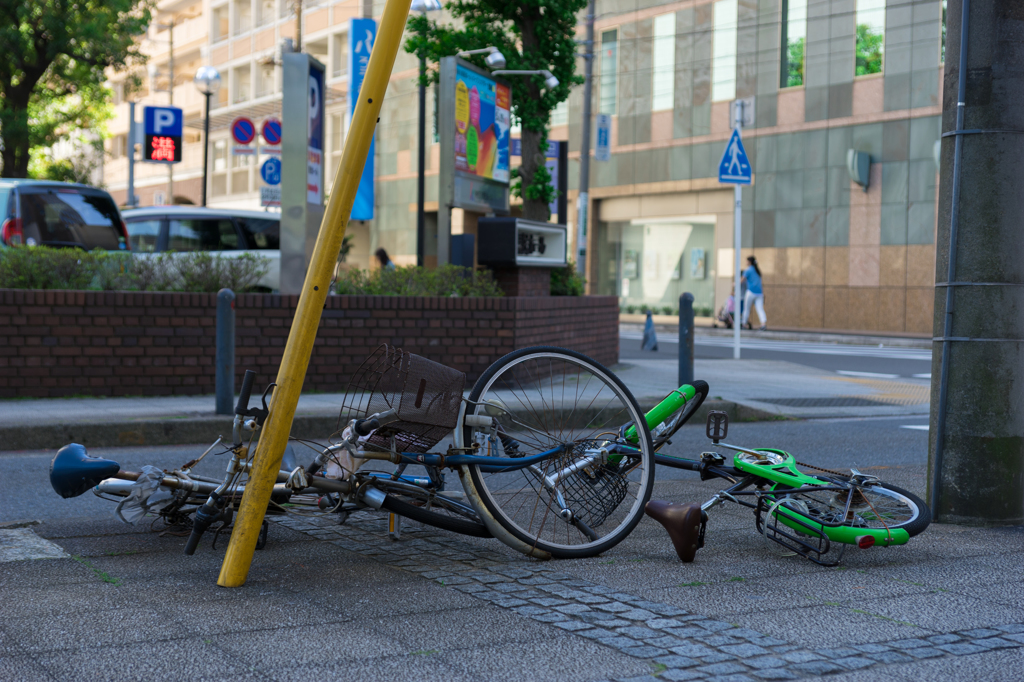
[234,0,252,35]
[856,0,886,76]
[600,29,618,115]
[212,5,229,42]
[125,219,162,252]
[213,139,228,172]
[941,0,947,63]
[237,217,280,249]
[18,189,125,250]
[332,33,348,78]
[550,99,569,127]
[0,187,11,220]
[168,219,239,251]
[652,13,676,111]
[781,0,807,88]
[256,0,275,27]
[712,0,737,102]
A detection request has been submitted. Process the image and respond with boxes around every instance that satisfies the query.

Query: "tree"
[405,0,585,222]
[0,1,151,178]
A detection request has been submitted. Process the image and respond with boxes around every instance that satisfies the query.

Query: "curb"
[0,401,781,452]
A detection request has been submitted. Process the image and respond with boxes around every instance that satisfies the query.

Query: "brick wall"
[0,290,619,398]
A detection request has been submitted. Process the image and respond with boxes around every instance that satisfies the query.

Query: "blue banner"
[349,17,376,220]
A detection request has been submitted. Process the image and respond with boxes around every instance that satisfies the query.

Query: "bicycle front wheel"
[462,347,655,558]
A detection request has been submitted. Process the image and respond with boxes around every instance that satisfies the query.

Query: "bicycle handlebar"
[235,370,256,415]
[184,493,222,555]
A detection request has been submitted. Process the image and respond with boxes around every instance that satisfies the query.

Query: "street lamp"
[455,46,506,70]
[491,69,560,90]
[412,0,443,267]
[193,66,221,207]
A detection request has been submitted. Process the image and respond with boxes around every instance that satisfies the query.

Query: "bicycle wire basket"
[337,345,466,454]
[555,440,629,528]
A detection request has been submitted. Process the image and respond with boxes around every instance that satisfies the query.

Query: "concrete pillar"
[930,0,1024,525]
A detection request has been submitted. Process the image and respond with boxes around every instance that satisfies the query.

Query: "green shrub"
[661,306,676,316]
[624,304,637,314]
[0,246,269,293]
[332,264,503,297]
[550,260,586,296]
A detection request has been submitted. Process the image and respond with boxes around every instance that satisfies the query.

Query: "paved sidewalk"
[1,458,1021,681]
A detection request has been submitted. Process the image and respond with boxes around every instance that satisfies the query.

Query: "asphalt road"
[620,332,934,378]
[1,415,930,525]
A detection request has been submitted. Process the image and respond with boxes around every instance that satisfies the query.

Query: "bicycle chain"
[795,460,849,478]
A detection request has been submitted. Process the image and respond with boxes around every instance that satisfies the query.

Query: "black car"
[0,180,129,250]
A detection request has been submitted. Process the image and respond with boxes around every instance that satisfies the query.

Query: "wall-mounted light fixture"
[847,150,870,191]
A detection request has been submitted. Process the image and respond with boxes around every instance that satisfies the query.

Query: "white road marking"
[912,373,932,379]
[900,425,929,431]
[620,333,932,361]
[836,370,901,379]
[0,528,68,562]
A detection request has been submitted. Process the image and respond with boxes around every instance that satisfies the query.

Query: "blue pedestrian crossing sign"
[718,128,752,185]
[260,157,282,186]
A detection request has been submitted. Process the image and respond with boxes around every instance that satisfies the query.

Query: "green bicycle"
[637,384,931,565]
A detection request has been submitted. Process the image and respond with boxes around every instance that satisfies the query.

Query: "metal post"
[215,289,236,415]
[575,0,595,276]
[218,0,413,588]
[678,292,695,386]
[416,27,427,267]
[127,101,137,207]
[167,18,174,203]
[732,104,743,360]
[201,93,211,207]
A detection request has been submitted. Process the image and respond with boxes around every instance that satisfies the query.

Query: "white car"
[121,206,280,291]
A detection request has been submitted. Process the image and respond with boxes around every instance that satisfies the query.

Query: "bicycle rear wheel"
[462,347,655,558]
[776,477,930,538]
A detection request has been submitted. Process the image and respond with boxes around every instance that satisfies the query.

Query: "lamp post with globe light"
[193,66,222,207]
[411,0,443,266]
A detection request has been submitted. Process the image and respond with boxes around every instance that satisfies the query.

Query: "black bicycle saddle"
[50,443,121,499]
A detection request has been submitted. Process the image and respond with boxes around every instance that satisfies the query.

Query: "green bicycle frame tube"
[624,384,698,443]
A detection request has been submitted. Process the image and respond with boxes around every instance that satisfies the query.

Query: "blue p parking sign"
[260,157,282,186]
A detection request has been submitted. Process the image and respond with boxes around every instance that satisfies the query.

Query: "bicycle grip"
[235,370,256,415]
[184,498,221,556]
[353,417,380,437]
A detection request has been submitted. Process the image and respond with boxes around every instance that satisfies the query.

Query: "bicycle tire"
[652,380,709,450]
[378,488,492,538]
[463,346,655,559]
[778,477,931,539]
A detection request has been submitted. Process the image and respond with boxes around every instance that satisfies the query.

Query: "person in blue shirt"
[741,255,767,331]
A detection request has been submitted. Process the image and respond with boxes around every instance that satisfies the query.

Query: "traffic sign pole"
[733,103,743,360]
[717,101,751,360]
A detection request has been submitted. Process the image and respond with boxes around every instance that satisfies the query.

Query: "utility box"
[478,218,567,296]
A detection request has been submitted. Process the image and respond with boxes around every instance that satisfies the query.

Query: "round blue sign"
[231,117,256,145]
[262,118,282,146]
[260,157,282,186]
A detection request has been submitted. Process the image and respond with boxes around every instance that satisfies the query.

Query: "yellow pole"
[218,0,413,587]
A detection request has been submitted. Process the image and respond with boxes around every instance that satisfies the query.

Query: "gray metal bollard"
[678,293,695,386]
[215,289,236,415]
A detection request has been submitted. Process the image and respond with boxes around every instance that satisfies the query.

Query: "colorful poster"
[349,17,376,219]
[454,64,510,184]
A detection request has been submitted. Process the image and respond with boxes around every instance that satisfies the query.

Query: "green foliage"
[550,260,585,296]
[332,265,503,297]
[855,24,884,76]
[404,1,585,220]
[785,37,805,87]
[0,1,151,177]
[0,247,269,293]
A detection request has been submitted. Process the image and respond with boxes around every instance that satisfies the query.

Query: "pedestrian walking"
[375,247,397,270]
[741,255,767,331]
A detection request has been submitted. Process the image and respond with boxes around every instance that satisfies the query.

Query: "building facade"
[104,0,945,335]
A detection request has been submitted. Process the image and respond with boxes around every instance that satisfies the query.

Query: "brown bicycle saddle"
[645,500,704,562]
